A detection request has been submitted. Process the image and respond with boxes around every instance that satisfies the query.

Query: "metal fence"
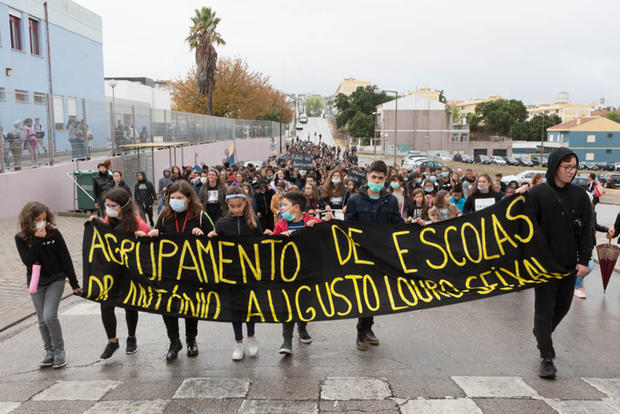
[0,91,284,172]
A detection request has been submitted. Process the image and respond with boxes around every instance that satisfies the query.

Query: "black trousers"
[282,321,307,339]
[139,203,154,227]
[163,315,198,342]
[101,303,138,339]
[357,317,374,335]
[533,274,576,359]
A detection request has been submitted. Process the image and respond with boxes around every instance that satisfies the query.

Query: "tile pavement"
[2,376,620,413]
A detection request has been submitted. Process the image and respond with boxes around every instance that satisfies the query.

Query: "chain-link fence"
[0,91,284,172]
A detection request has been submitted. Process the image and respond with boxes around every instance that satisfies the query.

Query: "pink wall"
[0,138,273,219]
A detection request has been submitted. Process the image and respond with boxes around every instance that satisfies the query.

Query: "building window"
[549,134,554,141]
[10,15,22,50]
[585,152,594,161]
[452,133,458,142]
[33,92,46,105]
[29,18,40,55]
[587,134,596,143]
[0,88,6,101]
[461,134,468,142]
[15,90,29,103]
[606,150,612,154]
[608,133,613,138]
[53,96,64,129]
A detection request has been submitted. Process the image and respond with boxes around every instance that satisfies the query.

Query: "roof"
[547,117,620,132]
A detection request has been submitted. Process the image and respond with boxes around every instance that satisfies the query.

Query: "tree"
[186,7,225,115]
[172,57,293,123]
[474,99,528,136]
[334,86,390,129]
[606,111,620,124]
[438,90,446,103]
[348,112,374,138]
[305,96,323,117]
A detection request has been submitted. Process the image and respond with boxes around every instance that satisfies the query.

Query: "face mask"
[390,182,400,189]
[369,195,380,200]
[267,176,273,180]
[478,186,489,192]
[106,206,119,218]
[332,178,341,184]
[169,199,186,213]
[425,188,434,193]
[282,210,296,222]
[441,172,449,178]
[35,221,46,230]
[299,170,307,176]
[429,176,437,182]
[416,178,422,184]
[367,182,384,193]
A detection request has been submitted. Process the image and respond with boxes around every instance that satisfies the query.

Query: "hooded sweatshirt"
[134,171,156,207]
[158,169,171,198]
[526,147,592,269]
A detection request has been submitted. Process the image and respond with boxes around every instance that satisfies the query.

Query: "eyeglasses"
[560,165,578,172]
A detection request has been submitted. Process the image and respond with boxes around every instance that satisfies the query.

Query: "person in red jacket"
[264,191,331,355]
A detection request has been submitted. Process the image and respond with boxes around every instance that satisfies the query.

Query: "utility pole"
[44,2,55,165]
[540,114,545,162]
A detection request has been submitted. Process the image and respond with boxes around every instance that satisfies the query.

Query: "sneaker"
[39,350,54,368]
[186,339,199,357]
[100,341,120,359]
[539,358,557,379]
[298,326,312,344]
[366,330,379,345]
[232,343,245,361]
[247,337,258,358]
[574,288,586,299]
[356,334,369,351]
[166,340,183,362]
[279,338,293,355]
[53,350,67,368]
[126,336,137,354]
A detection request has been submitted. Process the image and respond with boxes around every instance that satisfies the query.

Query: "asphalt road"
[294,117,336,147]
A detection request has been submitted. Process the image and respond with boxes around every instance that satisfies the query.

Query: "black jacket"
[215,215,262,236]
[93,171,113,202]
[155,210,215,235]
[134,172,157,207]
[345,186,403,224]
[15,229,80,289]
[526,147,592,269]
[112,180,132,196]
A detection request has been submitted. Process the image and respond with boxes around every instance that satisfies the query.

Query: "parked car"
[598,173,620,188]
[406,150,425,157]
[490,155,507,165]
[402,156,430,169]
[501,170,546,187]
[296,123,303,130]
[583,162,598,170]
[461,154,474,163]
[418,160,449,172]
[614,162,620,171]
[600,162,615,171]
[515,157,534,167]
[243,160,266,168]
[453,153,465,162]
[474,154,491,164]
[572,174,589,190]
[502,156,519,166]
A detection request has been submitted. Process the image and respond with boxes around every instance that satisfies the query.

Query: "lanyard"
[175,212,189,233]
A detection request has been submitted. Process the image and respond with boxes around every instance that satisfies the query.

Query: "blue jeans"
[157,198,165,214]
[232,322,255,341]
[30,280,65,351]
[576,256,595,290]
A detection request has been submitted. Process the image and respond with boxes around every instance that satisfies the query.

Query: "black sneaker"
[298,326,312,344]
[100,341,120,360]
[356,334,369,351]
[126,336,137,354]
[279,338,293,355]
[187,339,199,357]
[539,358,557,379]
[366,330,379,345]
[166,340,183,362]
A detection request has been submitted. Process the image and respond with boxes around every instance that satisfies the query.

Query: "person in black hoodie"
[148,180,215,362]
[134,171,157,227]
[526,147,592,379]
[208,187,262,361]
[111,170,132,195]
[15,202,81,369]
[93,162,113,217]
[345,160,403,351]
[255,181,275,230]
[199,169,227,223]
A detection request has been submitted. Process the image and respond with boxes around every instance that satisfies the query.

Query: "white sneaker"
[232,343,245,361]
[574,288,586,299]
[247,337,258,358]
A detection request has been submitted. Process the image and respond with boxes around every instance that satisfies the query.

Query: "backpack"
[594,182,605,198]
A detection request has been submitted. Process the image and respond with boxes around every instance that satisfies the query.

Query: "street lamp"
[109,79,117,155]
[381,90,399,165]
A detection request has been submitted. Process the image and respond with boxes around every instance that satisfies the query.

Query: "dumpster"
[69,138,86,160]
[74,170,97,211]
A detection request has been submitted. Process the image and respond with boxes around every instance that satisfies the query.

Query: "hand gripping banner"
[82,195,570,322]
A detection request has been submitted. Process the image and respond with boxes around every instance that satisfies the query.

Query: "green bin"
[74,170,97,211]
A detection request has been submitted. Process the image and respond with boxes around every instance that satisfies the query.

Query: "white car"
[491,156,506,165]
[402,157,430,170]
[501,170,545,186]
[296,123,303,130]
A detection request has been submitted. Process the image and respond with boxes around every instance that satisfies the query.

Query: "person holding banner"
[264,191,329,355]
[462,174,501,214]
[208,187,263,360]
[405,188,430,225]
[15,202,82,369]
[148,181,215,362]
[88,188,150,360]
[344,160,403,351]
[320,169,346,212]
[527,147,592,379]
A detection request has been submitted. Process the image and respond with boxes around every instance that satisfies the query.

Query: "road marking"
[238,400,318,414]
[84,400,168,414]
[32,380,120,401]
[173,378,249,399]
[544,399,620,414]
[451,376,540,399]
[320,377,391,400]
[0,402,20,414]
[583,378,620,398]
[400,398,483,414]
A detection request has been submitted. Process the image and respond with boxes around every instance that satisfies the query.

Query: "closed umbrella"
[596,242,620,292]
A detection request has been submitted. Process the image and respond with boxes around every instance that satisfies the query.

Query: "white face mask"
[35,221,46,230]
[200,177,207,184]
[106,206,119,218]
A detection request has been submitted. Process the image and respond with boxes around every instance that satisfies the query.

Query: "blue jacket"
[344,186,403,224]
[451,196,465,212]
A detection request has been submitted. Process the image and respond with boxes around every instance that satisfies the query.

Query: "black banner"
[347,168,367,188]
[290,153,314,169]
[82,195,570,323]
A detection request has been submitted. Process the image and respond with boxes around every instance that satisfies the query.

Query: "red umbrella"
[596,243,620,292]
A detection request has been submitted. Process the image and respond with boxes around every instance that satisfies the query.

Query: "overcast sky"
[74,0,619,106]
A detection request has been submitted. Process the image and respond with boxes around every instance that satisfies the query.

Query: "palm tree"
[186,7,225,115]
